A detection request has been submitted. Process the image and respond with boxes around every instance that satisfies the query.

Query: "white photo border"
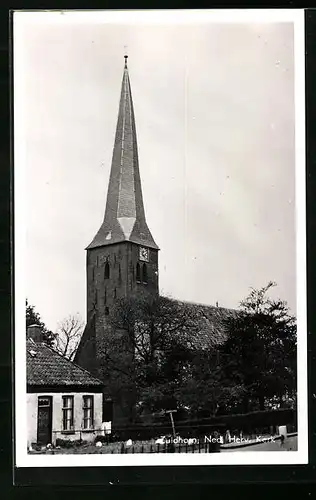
[14,8,307,467]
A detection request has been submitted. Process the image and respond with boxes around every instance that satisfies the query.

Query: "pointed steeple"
[87,56,159,250]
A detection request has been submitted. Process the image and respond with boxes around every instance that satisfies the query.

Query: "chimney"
[27,324,43,343]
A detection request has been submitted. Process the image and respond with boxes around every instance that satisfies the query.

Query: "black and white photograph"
[14,9,307,466]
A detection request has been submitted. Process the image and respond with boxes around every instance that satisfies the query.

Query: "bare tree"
[55,314,84,360]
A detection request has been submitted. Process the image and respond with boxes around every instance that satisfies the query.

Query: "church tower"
[86,55,159,317]
[75,56,159,421]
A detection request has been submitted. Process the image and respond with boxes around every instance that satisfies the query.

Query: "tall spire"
[87,56,159,250]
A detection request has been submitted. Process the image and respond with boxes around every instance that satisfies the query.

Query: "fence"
[110,440,221,454]
[50,437,221,454]
[46,434,297,454]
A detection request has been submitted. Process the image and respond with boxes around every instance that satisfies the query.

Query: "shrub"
[55,438,87,448]
[94,435,110,444]
[30,443,42,451]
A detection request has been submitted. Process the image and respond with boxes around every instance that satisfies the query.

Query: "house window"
[62,396,74,431]
[114,288,117,299]
[142,263,148,284]
[83,395,94,429]
[136,263,141,282]
[105,261,110,279]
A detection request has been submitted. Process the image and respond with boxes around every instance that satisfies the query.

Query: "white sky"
[15,12,297,332]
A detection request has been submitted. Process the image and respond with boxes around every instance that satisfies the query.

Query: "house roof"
[26,338,104,389]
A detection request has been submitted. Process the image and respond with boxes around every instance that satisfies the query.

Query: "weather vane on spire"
[124,45,128,68]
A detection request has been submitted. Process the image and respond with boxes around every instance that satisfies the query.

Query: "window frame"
[82,395,94,430]
[62,395,74,432]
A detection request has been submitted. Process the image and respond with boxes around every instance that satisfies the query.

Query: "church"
[74,55,234,425]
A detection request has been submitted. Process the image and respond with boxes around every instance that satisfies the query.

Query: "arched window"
[105,261,110,279]
[136,263,141,282]
[142,263,148,284]
[114,288,117,299]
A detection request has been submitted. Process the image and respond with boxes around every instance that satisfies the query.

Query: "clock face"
[139,246,149,262]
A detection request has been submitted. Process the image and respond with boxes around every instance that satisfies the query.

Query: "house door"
[37,396,52,445]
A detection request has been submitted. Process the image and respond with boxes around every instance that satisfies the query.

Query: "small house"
[26,325,104,447]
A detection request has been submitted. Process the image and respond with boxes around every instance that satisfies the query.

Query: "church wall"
[87,242,130,319]
[74,315,97,376]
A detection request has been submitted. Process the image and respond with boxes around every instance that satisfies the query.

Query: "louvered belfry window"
[105,261,110,279]
[136,262,141,282]
[83,395,94,429]
[62,395,74,431]
[142,263,148,284]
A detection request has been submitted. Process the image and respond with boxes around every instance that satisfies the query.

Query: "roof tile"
[26,339,103,388]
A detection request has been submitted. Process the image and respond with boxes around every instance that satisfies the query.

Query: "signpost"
[166,409,177,438]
